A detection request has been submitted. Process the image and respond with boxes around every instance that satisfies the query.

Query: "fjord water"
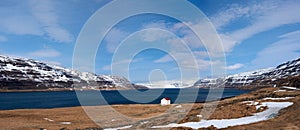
[0,88,249,110]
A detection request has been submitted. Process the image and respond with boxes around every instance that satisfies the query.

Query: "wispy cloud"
[140,29,171,42]
[0,2,43,36]
[0,0,73,43]
[226,63,244,70]
[154,51,213,70]
[155,51,209,64]
[210,2,268,30]
[231,1,300,41]
[212,0,300,53]
[140,21,205,50]
[144,21,227,57]
[29,49,61,58]
[138,21,224,72]
[104,28,129,53]
[29,0,73,43]
[252,30,300,68]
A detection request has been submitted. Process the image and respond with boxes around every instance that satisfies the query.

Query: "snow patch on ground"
[104,125,133,130]
[140,121,149,124]
[263,97,295,100]
[175,105,182,108]
[242,101,259,106]
[255,103,266,110]
[282,86,300,90]
[60,122,72,125]
[152,102,293,129]
[43,118,54,122]
[274,90,287,92]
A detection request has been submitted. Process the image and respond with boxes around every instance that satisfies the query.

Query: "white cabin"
[160,98,171,106]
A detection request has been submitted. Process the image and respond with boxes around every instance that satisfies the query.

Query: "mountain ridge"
[1,55,299,90]
[0,55,143,90]
[194,57,300,89]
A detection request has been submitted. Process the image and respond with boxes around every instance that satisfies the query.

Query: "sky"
[0,0,300,83]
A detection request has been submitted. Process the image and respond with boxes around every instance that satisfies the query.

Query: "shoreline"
[0,86,255,93]
[0,87,133,92]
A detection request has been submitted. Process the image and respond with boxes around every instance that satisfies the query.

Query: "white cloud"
[181,31,203,49]
[142,21,204,50]
[154,52,213,71]
[44,26,73,43]
[170,22,204,49]
[0,1,73,43]
[1,15,43,35]
[166,21,227,57]
[43,61,62,66]
[231,1,300,42]
[104,28,129,53]
[193,51,209,58]
[226,63,244,70]
[140,29,171,42]
[0,35,7,42]
[133,23,172,43]
[210,2,273,30]
[211,4,252,30]
[102,0,300,75]
[29,49,61,58]
[115,20,223,60]
[0,2,43,36]
[29,0,73,43]
[212,0,300,53]
[155,51,209,64]
[218,34,237,53]
[252,30,300,68]
[138,1,298,58]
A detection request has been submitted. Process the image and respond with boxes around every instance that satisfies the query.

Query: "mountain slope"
[0,55,136,90]
[194,57,300,88]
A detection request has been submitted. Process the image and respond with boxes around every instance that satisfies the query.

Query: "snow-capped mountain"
[0,55,136,90]
[194,57,300,88]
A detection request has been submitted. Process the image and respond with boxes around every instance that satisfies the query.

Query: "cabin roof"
[162,97,170,100]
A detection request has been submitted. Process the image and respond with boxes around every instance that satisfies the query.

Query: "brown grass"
[0,87,299,129]
[0,104,173,129]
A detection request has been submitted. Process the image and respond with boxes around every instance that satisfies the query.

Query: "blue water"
[0,88,249,110]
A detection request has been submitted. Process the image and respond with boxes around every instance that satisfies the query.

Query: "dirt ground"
[0,87,299,130]
[0,104,174,129]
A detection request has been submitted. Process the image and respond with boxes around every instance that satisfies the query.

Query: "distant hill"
[0,55,144,90]
[194,57,300,89]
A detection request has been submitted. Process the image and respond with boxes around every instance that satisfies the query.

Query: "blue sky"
[0,0,300,83]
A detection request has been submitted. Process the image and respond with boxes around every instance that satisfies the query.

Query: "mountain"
[1,55,298,90]
[0,55,140,90]
[194,57,300,88]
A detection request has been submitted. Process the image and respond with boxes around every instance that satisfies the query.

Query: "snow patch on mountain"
[194,58,300,87]
[0,55,135,90]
